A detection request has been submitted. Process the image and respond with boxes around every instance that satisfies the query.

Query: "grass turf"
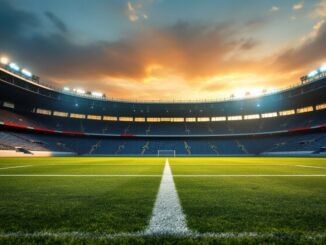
[0,157,325,244]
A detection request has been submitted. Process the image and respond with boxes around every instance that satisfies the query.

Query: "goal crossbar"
[157,150,176,157]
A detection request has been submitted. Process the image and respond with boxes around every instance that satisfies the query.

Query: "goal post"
[157,150,176,157]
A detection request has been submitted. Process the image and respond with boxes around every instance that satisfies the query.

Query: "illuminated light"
[21,69,32,77]
[320,65,326,72]
[0,57,9,65]
[76,89,85,94]
[257,103,261,108]
[9,63,20,71]
[91,91,103,97]
[75,103,79,107]
[63,87,70,91]
[308,70,318,78]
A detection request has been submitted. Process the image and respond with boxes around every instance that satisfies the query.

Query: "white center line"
[145,159,191,235]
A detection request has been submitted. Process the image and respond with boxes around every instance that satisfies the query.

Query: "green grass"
[170,158,326,234]
[0,157,325,244]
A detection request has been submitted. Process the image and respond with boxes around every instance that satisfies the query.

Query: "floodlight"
[63,87,70,91]
[76,88,85,94]
[320,65,326,72]
[9,63,20,71]
[21,69,32,77]
[308,70,318,78]
[91,91,103,97]
[0,57,9,65]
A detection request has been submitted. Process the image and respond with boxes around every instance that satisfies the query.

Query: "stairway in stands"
[89,140,102,154]
[235,140,249,154]
[184,141,191,155]
[141,141,150,155]
[208,142,219,155]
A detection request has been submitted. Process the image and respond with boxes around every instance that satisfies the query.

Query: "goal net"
[157,150,176,157]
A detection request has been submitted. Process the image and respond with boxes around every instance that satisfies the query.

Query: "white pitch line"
[145,159,191,235]
[0,165,33,170]
[0,231,324,239]
[0,174,161,177]
[295,165,326,170]
[173,175,326,177]
[0,174,325,177]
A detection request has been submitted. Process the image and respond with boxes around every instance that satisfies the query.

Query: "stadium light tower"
[308,70,318,78]
[21,69,32,77]
[320,65,326,72]
[0,57,9,65]
[91,91,103,97]
[9,62,20,71]
[76,88,85,94]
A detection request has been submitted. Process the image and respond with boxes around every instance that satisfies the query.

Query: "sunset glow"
[0,0,325,100]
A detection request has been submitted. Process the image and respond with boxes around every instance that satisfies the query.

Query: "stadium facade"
[0,61,325,156]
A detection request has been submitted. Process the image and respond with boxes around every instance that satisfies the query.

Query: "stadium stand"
[0,63,325,156]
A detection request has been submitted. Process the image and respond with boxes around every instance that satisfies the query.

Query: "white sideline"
[173,174,326,177]
[0,231,324,239]
[295,165,326,170]
[0,165,33,170]
[144,159,190,235]
[0,174,325,177]
[0,174,161,177]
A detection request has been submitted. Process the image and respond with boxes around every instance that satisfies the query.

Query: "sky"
[0,0,325,101]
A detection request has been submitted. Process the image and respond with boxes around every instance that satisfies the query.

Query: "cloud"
[45,11,68,34]
[126,1,149,22]
[310,0,326,18]
[273,19,326,73]
[293,2,304,11]
[0,1,325,100]
[270,6,280,12]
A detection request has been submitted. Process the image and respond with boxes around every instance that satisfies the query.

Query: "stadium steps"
[141,141,150,155]
[115,144,125,155]
[89,140,102,154]
[184,141,191,155]
[208,143,219,155]
[236,140,249,154]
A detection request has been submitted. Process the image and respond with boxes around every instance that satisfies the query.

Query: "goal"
[157,150,176,157]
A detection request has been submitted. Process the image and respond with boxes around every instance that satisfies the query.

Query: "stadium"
[0,60,325,157]
[0,1,326,244]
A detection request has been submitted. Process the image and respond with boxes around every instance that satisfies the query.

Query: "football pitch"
[0,157,325,244]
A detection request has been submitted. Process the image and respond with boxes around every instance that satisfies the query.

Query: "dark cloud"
[0,1,325,100]
[273,24,326,71]
[44,11,68,34]
[0,1,262,83]
[0,1,39,38]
